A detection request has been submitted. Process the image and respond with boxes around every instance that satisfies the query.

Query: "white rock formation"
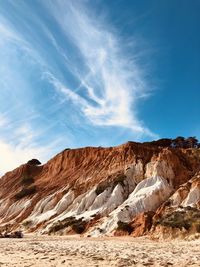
[21,168,174,236]
[125,160,144,186]
[88,176,173,236]
[145,160,174,186]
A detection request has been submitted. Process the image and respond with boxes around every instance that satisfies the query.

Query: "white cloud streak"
[45,1,156,137]
[0,114,9,127]
[0,1,156,137]
[0,113,63,176]
[0,18,63,175]
[0,121,41,175]
[0,0,157,175]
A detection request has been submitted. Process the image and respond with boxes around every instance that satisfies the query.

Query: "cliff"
[0,141,200,238]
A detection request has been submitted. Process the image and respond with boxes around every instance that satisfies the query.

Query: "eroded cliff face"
[0,142,200,238]
[151,170,200,239]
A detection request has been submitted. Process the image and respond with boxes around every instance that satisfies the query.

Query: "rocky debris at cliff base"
[0,230,23,238]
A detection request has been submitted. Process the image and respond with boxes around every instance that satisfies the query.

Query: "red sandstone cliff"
[0,142,200,238]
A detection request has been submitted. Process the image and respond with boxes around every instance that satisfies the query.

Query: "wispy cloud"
[0,114,9,128]
[44,0,156,137]
[0,15,65,174]
[0,0,157,174]
[0,116,45,175]
[0,1,156,137]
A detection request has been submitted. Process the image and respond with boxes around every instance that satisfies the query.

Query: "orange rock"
[130,211,155,237]
[0,142,200,236]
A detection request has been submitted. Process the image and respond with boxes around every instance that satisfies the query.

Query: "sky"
[0,0,200,174]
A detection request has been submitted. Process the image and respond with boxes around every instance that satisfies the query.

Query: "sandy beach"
[0,235,200,267]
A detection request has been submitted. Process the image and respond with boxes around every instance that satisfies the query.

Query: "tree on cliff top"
[185,137,199,148]
[144,136,199,149]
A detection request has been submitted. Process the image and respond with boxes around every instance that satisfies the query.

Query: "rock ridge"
[0,141,200,238]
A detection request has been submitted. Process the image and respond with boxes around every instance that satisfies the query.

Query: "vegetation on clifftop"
[144,136,200,149]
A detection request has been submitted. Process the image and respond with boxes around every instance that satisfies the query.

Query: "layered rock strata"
[0,142,200,237]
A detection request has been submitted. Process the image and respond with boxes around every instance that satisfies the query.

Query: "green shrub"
[49,217,86,234]
[21,175,34,185]
[22,220,32,228]
[115,174,126,186]
[117,221,133,234]
[157,208,200,231]
[193,223,200,233]
[95,184,107,195]
[72,221,87,234]
[15,186,36,200]
[95,174,126,195]
[49,220,63,233]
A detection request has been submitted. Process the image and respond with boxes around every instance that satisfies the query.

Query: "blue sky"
[0,0,200,174]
